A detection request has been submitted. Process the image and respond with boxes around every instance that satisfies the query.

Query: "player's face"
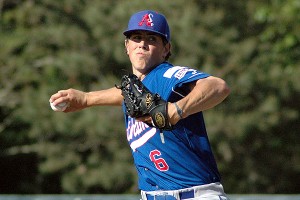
[125,31,170,76]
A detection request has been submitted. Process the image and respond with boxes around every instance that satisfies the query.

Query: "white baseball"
[50,101,70,112]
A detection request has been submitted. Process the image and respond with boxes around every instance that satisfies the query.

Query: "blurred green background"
[0,0,299,195]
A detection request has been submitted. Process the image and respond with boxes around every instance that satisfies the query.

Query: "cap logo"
[138,13,154,27]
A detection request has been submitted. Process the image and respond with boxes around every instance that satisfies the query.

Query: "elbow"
[219,79,231,99]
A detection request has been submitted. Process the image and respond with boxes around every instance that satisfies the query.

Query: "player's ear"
[125,39,129,55]
[163,43,171,58]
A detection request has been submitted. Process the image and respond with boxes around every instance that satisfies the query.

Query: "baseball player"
[50,10,231,200]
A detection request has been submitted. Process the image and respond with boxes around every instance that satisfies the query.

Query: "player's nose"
[138,39,148,49]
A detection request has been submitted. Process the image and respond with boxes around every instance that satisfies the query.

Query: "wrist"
[174,102,183,119]
[167,102,183,125]
[85,92,92,107]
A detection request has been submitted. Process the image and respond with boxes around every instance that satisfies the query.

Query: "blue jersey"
[124,62,221,191]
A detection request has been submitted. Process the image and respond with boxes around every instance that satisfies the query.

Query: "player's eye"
[129,34,160,44]
[147,36,157,42]
[130,35,142,41]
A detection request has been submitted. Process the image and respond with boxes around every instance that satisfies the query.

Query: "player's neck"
[132,68,150,80]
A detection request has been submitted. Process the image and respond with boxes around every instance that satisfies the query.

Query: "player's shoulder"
[147,62,210,85]
[155,62,209,80]
[153,62,185,77]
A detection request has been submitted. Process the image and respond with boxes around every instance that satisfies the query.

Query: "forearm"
[50,87,123,113]
[86,87,123,107]
[169,76,230,123]
[180,77,230,117]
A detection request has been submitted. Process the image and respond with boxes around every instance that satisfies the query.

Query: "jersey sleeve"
[142,64,210,101]
[162,65,210,101]
[163,65,210,88]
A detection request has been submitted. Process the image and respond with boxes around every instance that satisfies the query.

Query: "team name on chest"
[126,118,149,142]
[126,118,157,151]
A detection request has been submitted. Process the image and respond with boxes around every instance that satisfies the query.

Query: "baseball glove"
[116,74,172,131]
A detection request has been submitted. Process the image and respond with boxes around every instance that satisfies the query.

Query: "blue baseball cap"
[123,10,170,42]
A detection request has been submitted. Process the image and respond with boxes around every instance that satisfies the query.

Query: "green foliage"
[0,0,299,194]
[203,0,300,193]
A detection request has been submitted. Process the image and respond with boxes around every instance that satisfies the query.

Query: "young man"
[50,10,231,200]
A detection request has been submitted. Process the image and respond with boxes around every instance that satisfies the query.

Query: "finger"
[49,90,68,103]
[56,90,70,98]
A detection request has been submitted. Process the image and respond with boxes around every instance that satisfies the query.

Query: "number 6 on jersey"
[149,150,169,171]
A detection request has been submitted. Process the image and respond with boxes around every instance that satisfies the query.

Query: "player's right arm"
[49,87,123,112]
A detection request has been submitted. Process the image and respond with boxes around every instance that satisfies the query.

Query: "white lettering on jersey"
[127,119,156,152]
[174,68,189,79]
[127,119,149,141]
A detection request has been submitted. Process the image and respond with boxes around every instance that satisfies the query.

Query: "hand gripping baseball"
[116,74,172,131]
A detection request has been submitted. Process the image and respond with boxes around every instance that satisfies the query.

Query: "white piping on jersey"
[171,87,186,98]
[189,72,206,79]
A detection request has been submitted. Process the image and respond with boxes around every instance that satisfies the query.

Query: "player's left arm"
[168,76,230,124]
